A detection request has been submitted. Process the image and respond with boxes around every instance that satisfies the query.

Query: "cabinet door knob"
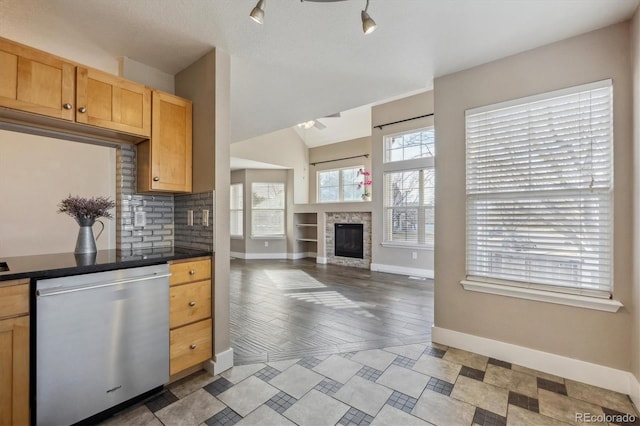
[190,344,197,350]
[189,269,196,275]
[153,176,160,182]
[63,103,73,110]
[78,107,87,113]
[188,301,196,307]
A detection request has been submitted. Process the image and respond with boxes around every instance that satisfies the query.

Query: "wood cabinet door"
[76,66,151,137]
[0,316,29,426]
[144,91,192,193]
[169,319,212,375]
[0,38,74,120]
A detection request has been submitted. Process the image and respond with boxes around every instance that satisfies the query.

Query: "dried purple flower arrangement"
[58,195,116,222]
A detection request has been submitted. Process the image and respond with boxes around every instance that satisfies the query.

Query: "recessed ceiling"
[1,0,638,145]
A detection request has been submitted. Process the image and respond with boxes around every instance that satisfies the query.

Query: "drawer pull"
[190,344,197,350]
[63,103,73,110]
[189,269,196,275]
[188,301,196,307]
[78,106,87,113]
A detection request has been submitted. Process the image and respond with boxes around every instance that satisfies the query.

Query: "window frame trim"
[250,182,286,238]
[316,165,365,204]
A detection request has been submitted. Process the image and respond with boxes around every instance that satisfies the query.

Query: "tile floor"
[102,342,639,426]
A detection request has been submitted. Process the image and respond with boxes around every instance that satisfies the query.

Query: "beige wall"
[0,130,116,257]
[631,10,640,384]
[433,23,633,370]
[371,91,435,276]
[231,129,309,203]
[308,137,372,203]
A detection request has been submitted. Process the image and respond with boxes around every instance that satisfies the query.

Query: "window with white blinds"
[230,183,243,237]
[251,182,285,237]
[465,80,613,296]
[384,169,434,245]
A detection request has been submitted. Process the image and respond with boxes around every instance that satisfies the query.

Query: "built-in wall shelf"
[294,213,318,259]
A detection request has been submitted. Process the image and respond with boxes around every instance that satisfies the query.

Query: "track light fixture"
[361,0,377,34]
[249,0,377,34]
[249,0,265,25]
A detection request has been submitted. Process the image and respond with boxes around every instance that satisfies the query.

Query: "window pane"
[387,207,419,243]
[465,81,612,292]
[230,211,243,236]
[319,186,339,203]
[230,183,243,209]
[317,166,365,203]
[384,128,435,163]
[252,183,284,209]
[319,170,339,187]
[343,183,362,201]
[251,182,285,237]
[252,210,284,236]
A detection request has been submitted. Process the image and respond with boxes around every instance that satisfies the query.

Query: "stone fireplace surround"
[325,212,371,269]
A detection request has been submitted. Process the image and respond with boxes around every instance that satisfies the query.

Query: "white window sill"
[381,242,434,250]
[460,280,623,313]
[250,236,286,240]
[230,235,244,240]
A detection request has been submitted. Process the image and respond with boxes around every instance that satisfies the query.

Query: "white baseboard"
[203,348,234,376]
[288,252,316,260]
[370,263,434,279]
[230,251,288,260]
[432,326,636,401]
[317,257,327,264]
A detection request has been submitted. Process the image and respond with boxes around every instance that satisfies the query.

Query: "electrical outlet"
[202,209,209,226]
[264,241,269,248]
[134,211,146,227]
[412,251,418,260]
[187,210,194,226]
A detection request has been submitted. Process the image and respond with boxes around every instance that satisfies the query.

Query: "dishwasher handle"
[37,273,172,297]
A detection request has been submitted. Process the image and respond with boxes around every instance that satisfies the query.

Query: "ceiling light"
[249,0,378,34]
[361,0,377,34]
[249,0,265,24]
[297,120,316,130]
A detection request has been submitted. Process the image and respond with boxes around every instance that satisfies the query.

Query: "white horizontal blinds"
[251,182,285,237]
[465,80,613,294]
[384,169,433,244]
[230,183,243,237]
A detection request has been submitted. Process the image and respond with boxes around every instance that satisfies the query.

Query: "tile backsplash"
[116,144,214,252]
[116,145,174,250]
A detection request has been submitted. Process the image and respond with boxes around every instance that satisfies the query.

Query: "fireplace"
[335,223,364,259]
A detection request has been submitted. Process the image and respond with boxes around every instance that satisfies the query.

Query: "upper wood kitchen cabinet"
[76,66,151,137]
[0,38,75,121]
[137,91,193,193]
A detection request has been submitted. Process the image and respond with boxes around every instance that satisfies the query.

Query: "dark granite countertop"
[0,247,213,281]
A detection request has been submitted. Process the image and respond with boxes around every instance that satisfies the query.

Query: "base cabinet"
[168,258,212,377]
[0,281,29,426]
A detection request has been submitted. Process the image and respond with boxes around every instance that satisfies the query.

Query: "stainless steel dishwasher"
[35,264,171,426]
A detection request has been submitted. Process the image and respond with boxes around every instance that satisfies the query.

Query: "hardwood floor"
[230,258,434,364]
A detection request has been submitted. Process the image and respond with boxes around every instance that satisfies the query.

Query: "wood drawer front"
[170,280,211,329]
[170,319,212,375]
[170,259,211,286]
[0,284,29,319]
